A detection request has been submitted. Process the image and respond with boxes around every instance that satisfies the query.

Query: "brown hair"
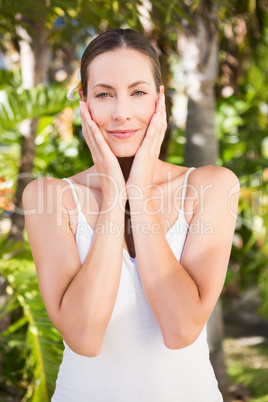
[80,29,162,98]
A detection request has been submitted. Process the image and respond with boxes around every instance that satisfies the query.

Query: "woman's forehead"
[87,49,155,84]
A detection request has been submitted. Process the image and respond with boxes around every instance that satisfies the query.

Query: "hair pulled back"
[81,29,162,98]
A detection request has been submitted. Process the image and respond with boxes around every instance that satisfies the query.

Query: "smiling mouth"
[108,130,138,139]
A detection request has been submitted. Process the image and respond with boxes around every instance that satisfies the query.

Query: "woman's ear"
[159,85,165,95]
[78,89,85,101]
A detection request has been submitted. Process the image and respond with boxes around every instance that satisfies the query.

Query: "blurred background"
[0,0,267,401]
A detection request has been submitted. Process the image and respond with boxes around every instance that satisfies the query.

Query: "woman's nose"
[112,98,131,122]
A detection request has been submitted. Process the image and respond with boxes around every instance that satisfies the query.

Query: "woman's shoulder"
[23,166,97,194]
[23,168,102,224]
[187,166,240,217]
[22,176,71,216]
[22,176,63,199]
[188,165,239,191]
[157,163,239,210]
[22,168,91,211]
[157,161,239,187]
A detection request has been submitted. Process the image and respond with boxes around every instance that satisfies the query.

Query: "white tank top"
[52,168,223,402]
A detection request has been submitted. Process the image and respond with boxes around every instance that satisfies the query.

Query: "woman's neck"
[117,156,135,182]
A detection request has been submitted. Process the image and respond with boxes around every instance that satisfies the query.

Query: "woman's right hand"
[80,101,127,204]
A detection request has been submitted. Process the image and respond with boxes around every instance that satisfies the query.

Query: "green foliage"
[0,69,22,91]
[217,91,268,313]
[224,338,268,401]
[258,268,268,318]
[0,247,64,401]
[33,109,93,179]
[0,0,267,399]
[0,84,71,134]
[166,126,185,166]
[217,91,268,300]
[215,0,268,307]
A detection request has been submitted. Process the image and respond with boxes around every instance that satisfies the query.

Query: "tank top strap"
[62,178,83,214]
[181,167,196,212]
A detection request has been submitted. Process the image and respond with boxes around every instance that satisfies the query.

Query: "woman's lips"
[108,130,138,139]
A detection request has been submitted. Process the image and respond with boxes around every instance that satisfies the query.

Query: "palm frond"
[0,251,63,401]
[0,84,74,133]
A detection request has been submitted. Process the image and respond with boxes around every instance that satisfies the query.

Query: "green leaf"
[0,251,63,400]
[0,85,72,133]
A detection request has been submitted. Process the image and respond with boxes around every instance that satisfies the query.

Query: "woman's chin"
[110,146,139,158]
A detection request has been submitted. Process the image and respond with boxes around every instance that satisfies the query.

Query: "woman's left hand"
[126,88,167,199]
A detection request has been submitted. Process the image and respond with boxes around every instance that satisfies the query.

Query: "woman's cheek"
[87,102,105,127]
[136,95,154,114]
[143,100,157,125]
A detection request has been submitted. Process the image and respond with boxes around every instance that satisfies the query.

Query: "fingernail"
[87,119,92,127]
[79,101,84,113]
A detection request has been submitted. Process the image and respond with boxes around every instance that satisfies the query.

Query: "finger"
[156,94,166,132]
[147,95,166,142]
[149,107,167,155]
[79,101,108,156]
[152,114,165,154]
[155,86,165,113]
[87,119,112,158]
[80,101,92,121]
[155,108,167,148]
[80,105,101,158]
[79,101,108,153]
[155,94,162,114]
[141,112,160,150]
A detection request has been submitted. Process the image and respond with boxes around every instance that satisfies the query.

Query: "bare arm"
[128,166,239,349]
[23,100,128,357]
[23,177,126,357]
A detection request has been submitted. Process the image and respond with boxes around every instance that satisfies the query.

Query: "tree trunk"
[177,2,219,167]
[4,17,50,252]
[138,0,173,161]
[185,97,218,166]
[177,1,231,399]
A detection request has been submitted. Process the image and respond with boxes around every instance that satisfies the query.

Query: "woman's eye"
[133,90,146,96]
[96,93,111,99]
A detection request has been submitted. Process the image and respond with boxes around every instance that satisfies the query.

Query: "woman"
[23,29,239,401]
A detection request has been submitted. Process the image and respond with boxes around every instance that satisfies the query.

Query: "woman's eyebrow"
[92,80,151,89]
[128,80,151,88]
[93,83,114,89]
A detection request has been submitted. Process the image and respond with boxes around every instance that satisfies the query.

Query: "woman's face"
[85,48,159,157]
